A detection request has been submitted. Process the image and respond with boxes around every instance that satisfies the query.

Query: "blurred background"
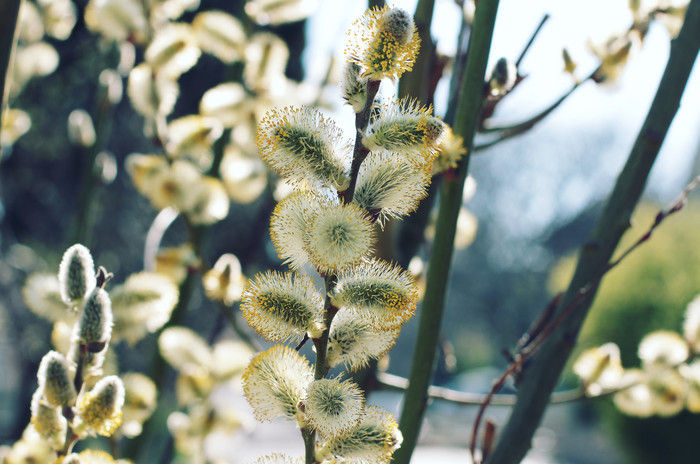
[1,0,699,462]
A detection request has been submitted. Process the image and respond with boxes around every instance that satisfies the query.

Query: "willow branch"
[515,14,549,69]
[486,3,700,462]
[397,0,436,104]
[377,371,599,405]
[474,70,596,151]
[143,207,179,271]
[392,1,500,463]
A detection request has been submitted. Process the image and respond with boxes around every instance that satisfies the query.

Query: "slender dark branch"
[341,79,381,204]
[515,14,550,69]
[295,333,310,351]
[474,69,596,153]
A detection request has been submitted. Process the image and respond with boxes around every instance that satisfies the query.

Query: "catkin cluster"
[574,294,700,418]
[239,7,465,463]
[28,245,124,458]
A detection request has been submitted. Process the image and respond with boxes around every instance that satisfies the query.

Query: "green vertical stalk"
[486,1,700,462]
[397,0,435,103]
[0,0,21,135]
[392,1,500,463]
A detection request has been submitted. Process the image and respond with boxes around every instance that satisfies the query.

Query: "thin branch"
[478,14,550,125]
[377,371,592,405]
[143,207,179,271]
[474,69,596,152]
[515,15,550,69]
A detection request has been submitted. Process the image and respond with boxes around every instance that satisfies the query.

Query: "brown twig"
[469,174,700,459]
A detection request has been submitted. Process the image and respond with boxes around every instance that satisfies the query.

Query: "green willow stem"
[397,0,436,103]
[0,0,21,135]
[486,1,700,462]
[393,1,500,463]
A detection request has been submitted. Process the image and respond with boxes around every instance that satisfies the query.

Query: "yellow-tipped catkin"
[37,351,76,407]
[242,345,313,422]
[638,330,689,369]
[304,378,364,438]
[242,271,324,342]
[192,10,246,64]
[269,190,320,270]
[58,244,96,305]
[345,6,420,81]
[354,152,432,223]
[110,271,179,346]
[331,259,418,330]
[646,367,687,417]
[327,308,400,372]
[362,99,444,164]
[572,343,623,396]
[127,63,179,118]
[202,253,246,306]
[256,106,351,191]
[243,32,289,93]
[304,202,374,274]
[30,389,67,449]
[320,404,402,464]
[166,115,223,170]
[199,82,247,128]
[77,375,125,437]
[75,288,113,347]
[159,326,213,372]
[613,369,654,418]
[145,23,201,79]
[432,125,467,175]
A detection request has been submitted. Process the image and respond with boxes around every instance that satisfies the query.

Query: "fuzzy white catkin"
[76,287,113,345]
[37,351,76,407]
[58,244,96,305]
